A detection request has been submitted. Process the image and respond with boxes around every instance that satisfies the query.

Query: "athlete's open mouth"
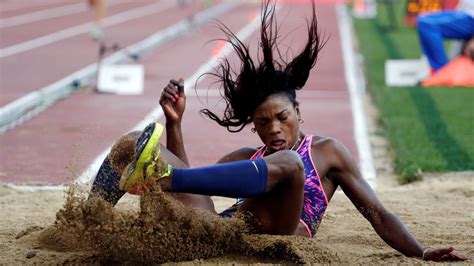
[269,139,287,151]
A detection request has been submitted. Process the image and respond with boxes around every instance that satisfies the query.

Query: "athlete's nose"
[269,121,282,135]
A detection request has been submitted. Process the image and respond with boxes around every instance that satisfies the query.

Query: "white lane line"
[336,4,377,188]
[75,5,274,186]
[0,0,130,29]
[5,184,68,192]
[0,1,175,58]
[1,3,88,28]
[0,0,69,12]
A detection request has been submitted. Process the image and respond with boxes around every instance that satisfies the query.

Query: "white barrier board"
[97,64,144,94]
[385,59,429,86]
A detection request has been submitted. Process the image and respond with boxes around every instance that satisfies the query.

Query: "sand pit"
[1,170,472,264]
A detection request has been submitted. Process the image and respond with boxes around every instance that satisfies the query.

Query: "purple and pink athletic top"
[250,134,329,237]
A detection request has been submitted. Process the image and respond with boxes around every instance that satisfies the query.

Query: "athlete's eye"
[278,113,289,122]
[256,118,268,126]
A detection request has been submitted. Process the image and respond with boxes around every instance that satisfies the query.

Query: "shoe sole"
[119,122,163,194]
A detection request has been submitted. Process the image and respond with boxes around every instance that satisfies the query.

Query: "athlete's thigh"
[423,11,474,39]
[237,182,303,235]
[437,12,474,39]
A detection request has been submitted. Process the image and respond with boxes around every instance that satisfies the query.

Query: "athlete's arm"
[324,139,468,261]
[159,78,189,166]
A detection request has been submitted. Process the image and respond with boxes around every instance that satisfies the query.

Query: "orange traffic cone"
[422,56,474,87]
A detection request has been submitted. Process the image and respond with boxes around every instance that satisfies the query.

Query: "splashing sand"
[27,130,339,263]
[2,171,473,264]
[36,185,340,264]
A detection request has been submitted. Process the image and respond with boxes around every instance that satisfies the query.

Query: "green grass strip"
[352,2,474,182]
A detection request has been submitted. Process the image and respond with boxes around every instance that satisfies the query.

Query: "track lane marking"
[0,0,130,29]
[0,0,70,12]
[0,1,175,58]
[0,1,240,134]
[336,4,376,187]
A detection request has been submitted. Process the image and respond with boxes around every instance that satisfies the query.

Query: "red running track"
[0,0,356,185]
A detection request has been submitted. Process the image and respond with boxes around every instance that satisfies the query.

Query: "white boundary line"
[5,184,68,192]
[0,0,130,29]
[0,1,175,58]
[336,4,377,188]
[0,3,87,28]
[0,0,69,12]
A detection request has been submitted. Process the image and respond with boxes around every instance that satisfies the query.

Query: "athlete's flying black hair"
[201,0,325,132]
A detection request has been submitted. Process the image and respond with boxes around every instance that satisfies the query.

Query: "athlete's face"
[252,94,301,153]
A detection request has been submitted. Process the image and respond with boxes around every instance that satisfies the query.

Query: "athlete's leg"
[94,0,107,28]
[88,0,107,40]
[237,150,305,235]
[89,131,215,212]
[152,150,305,235]
[417,11,474,71]
[120,123,304,235]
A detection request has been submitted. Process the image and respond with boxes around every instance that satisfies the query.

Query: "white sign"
[97,64,144,94]
[385,59,429,86]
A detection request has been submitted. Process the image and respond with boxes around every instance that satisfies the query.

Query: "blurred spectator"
[417,0,474,72]
[88,0,107,40]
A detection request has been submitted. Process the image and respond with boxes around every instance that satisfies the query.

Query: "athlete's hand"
[423,247,471,261]
[159,78,186,123]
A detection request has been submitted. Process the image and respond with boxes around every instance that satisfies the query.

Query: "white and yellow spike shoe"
[119,123,172,195]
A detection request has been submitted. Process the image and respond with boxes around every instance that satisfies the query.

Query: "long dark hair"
[201,0,325,132]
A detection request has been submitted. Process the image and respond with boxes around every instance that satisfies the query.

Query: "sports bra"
[250,134,329,237]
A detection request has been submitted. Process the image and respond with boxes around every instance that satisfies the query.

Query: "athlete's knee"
[108,131,141,173]
[279,150,304,172]
[417,15,435,32]
[272,150,305,184]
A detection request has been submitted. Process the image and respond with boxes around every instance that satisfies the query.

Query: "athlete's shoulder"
[311,135,355,168]
[311,135,352,159]
[311,135,339,148]
[216,147,258,164]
